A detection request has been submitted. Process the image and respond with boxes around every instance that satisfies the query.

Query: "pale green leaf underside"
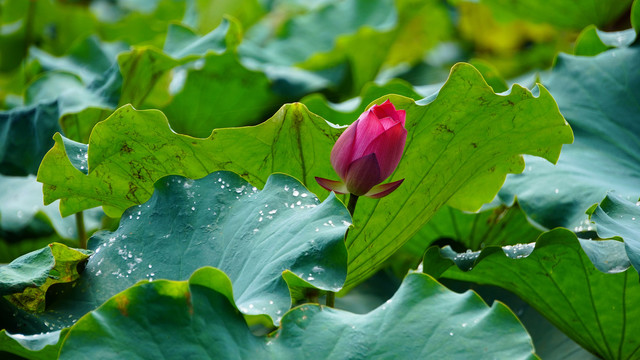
[590,193,640,275]
[500,43,640,231]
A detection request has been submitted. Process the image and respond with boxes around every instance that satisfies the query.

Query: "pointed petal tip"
[364,178,404,199]
[315,177,348,194]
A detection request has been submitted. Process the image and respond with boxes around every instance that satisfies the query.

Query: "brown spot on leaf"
[115,295,130,317]
[437,124,455,134]
[121,143,133,153]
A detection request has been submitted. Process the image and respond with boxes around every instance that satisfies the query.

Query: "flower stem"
[326,194,359,308]
[347,194,359,217]
[76,211,87,249]
[325,292,335,307]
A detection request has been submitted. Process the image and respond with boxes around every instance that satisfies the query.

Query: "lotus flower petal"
[345,153,382,196]
[330,120,358,180]
[315,177,348,194]
[364,179,405,199]
[373,100,406,126]
[364,122,407,180]
[351,112,385,160]
[322,100,406,198]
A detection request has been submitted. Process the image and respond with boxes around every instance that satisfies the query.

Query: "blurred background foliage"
[0,1,636,357]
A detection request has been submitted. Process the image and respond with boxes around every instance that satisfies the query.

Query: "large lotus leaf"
[500,43,640,231]
[0,100,61,176]
[37,103,343,217]
[401,202,543,258]
[589,193,640,274]
[422,228,640,360]
[53,268,536,359]
[342,64,572,289]
[0,243,91,312]
[479,0,633,29]
[14,171,349,334]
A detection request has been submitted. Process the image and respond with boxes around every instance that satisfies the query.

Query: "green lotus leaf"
[572,1,638,57]
[26,69,121,144]
[160,46,280,137]
[0,243,91,312]
[500,43,640,231]
[0,0,96,71]
[0,174,102,242]
[239,0,396,68]
[37,103,343,218]
[94,0,187,48]
[52,268,535,360]
[480,0,633,29]
[116,19,281,136]
[423,228,640,360]
[183,0,264,34]
[116,18,241,109]
[589,193,640,274]
[0,19,27,72]
[238,0,398,96]
[29,36,128,85]
[0,65,121,174]
[343,63,572,289]
[401,202,543,258]
[0,329,66,360]
[12,171,349,334]
[0,100,61,176]
[573,25,636,56]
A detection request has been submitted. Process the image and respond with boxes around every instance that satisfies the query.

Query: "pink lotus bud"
[315,100,406,198]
